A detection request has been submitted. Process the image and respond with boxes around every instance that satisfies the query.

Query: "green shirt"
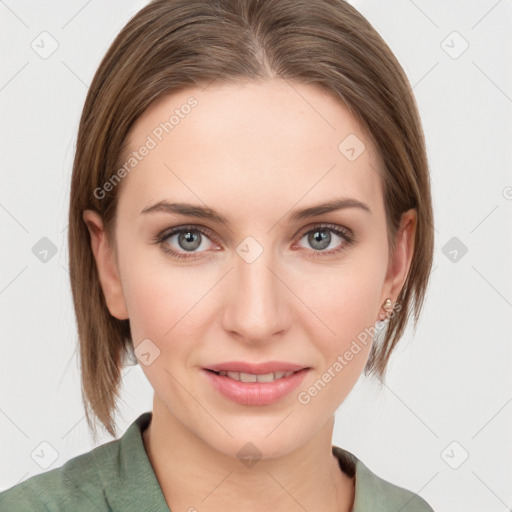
[0,412,434,511]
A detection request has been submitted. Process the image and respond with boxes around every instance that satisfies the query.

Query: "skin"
[83,79,416,512]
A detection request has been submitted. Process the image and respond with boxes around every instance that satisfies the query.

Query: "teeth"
[217,370,297,382]
[256,372,276,383]
[240,372,258,383]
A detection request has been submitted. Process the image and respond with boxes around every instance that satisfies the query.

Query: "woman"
[0,0,435,510]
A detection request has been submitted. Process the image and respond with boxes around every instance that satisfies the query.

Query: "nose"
[221,241,289,345]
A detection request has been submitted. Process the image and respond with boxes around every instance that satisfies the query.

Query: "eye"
[153,222,354,261]
[295,223,354,257]
[154,225,217,260]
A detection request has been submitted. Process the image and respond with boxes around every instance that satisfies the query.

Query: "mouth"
[204,368,304,383]
[203,361,310,381]
[202,364,311,406]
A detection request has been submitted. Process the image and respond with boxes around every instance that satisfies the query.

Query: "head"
[69,0,434,448]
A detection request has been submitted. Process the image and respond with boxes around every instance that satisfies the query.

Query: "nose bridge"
[222,238,287,342]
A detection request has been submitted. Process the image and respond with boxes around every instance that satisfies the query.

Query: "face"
[84,79,415,459]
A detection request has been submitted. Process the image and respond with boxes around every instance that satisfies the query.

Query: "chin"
[199,419,314,463]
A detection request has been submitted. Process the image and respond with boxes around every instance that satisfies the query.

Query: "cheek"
[123,266,197,341]
[293,271,383,421]
[118,241,182,338]
[121,259,206,394]
[120,247,222,370]
[309,261,384,339]
[303,256,386,380]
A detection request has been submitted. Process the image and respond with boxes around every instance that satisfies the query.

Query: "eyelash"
[152,223,354,261]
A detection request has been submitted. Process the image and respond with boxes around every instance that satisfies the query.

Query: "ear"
[82,209,129,320]
[378,208,417,319]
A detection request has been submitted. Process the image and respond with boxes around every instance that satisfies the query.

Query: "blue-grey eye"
[307,229,332,250]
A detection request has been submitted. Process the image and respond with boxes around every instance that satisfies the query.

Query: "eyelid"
[153,222,354,259]
[158,223,217,240]
[154,224,220,251]
[295,222,353,241]
[155,223,352,244]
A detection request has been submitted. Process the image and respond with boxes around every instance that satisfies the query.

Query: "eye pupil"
[309,230,331,250]
[179,230,201,251]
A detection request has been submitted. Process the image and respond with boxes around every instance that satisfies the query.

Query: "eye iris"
[179,230,201,251]
[309,230,330,250]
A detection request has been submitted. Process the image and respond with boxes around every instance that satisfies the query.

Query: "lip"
[202,366,310,406]
[205,361,309,374]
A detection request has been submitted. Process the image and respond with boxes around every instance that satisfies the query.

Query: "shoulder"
[354,459,435,511]
[332,446,435,512]
[0,434,122,512]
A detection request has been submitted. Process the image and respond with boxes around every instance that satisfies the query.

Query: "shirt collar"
[102,412,170,511]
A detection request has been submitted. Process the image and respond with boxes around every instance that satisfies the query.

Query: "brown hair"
[68,0,434,438]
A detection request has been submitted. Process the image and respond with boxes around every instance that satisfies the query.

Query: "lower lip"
[202,368,310,406]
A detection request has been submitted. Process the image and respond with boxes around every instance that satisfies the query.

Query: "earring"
[379,298,393,321]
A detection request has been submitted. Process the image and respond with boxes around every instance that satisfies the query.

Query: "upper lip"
[205,361,309,374]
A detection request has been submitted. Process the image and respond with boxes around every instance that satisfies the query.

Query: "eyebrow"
[140,197,371,227]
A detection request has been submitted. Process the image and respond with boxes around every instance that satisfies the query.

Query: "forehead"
[118,79,384,221]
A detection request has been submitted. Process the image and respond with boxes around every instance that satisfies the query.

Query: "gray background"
[1,1,511,510]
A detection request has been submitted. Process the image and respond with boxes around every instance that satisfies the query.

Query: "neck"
[142,396,355,512]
